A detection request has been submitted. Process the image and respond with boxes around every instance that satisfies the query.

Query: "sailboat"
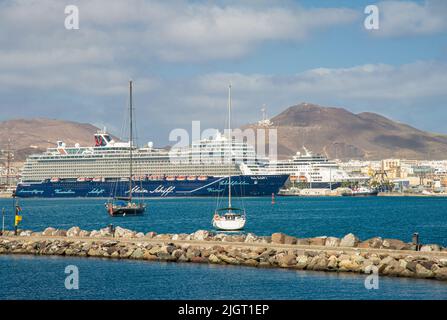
[106,80,146,216]
[212,84,246,231]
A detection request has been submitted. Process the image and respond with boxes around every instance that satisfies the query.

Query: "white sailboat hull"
[212,216,246,231]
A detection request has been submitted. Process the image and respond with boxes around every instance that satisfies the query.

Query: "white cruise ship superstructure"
[16,130,288,198]
[262,147,369,189]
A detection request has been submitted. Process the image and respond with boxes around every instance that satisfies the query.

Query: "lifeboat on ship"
[50,177,60,183]
[198,175,208,181]
[187,176,197,181]
[93,177,104,182]
[166,176,176,181]
[176,176,186,181]
[77,177,86,182]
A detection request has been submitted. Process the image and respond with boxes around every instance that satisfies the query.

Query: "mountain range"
[0,119,100,164]
[244,103,447,160]
[1,103,447,163]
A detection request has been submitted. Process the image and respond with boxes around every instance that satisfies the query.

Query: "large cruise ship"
[15,130,288,198]
[261,147,369,189]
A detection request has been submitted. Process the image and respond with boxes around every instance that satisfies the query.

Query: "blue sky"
[0,0,446,146]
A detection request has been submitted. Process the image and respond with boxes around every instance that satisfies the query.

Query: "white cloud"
[155,61,447,130]
[374,0,447,37]
[0,0,359,66]
[0,0,446,141]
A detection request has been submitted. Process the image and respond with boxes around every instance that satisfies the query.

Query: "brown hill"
[0,118,102,163]
[245,103,447,160]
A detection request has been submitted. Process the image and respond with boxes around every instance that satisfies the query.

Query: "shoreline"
[1,227,446,282]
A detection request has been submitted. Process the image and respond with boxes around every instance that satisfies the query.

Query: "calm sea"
[0,196,446,299]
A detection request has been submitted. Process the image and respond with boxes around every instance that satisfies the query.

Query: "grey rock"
[67,227,81,237]
[340,233,359,247]
[191,230,210,241]
[420,244,441,252]
[325,237,340,247]
[42,227,56,236]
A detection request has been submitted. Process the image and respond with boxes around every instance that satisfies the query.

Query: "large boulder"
[338,259,360,272]
[382,239,408,250]
[327,255,338,269]
[308,237,326,246]
[420,244,441,252]
[42,227,56,236]
[53,229,67,237]
[191,230,210,241]
[415,264,434,278]
[99,227,112,237]
[145,231,157,238]
[19,230,32,237]
[130,248,145,259]
[296,238,310,245]
[278,254,296,267]
[244,233,258,243]
[358,237,383,249]
[79,230,90,237]
[271,233,286,244]
[325,237,340,247]
[434,267,447,280]
[295,255,308,269]
[309,256,328,271]
[89,230,101,238]
[208,254,222,264]
[67,226,81,237]
[284,235,297,245]
[340,233,359,247]
[114,226,135,238]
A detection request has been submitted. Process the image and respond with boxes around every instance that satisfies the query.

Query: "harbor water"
[1,255,446,300]
[1,196,446,245]
[1,196,446,300]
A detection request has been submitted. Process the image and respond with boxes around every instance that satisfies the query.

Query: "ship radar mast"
[258,104,272,127]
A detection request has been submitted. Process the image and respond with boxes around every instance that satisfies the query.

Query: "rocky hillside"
[0,118,102,163]
[244,103,447,160]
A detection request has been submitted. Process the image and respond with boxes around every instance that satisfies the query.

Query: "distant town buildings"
[339,158,447,192]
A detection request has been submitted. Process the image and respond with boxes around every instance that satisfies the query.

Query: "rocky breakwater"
[1,227,447,281]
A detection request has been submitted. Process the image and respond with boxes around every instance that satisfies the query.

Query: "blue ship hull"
[15,175,289,198]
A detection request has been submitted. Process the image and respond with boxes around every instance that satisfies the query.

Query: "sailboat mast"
[228,84,231,209]
[129,80,133,200]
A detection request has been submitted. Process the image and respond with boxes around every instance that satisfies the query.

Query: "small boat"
[50,177,60,183]
[187,176,197,181]
[106,80,146,217]
[93,177,104,182]
[166,176,176,181]
[106,197,145,216]
[342,187,378,197]
[198,175,208,181]
[213,207,246,231]
[77,177,87,182]
[176,175,186,181]
[212,84,246,231]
